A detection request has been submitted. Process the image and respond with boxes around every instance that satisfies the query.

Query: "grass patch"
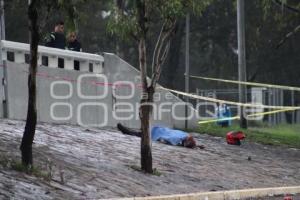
[152,168,162,176]
[11,161,52,181]
[195,123,300,148]
[128,165,162,176]
[0,155,52,181]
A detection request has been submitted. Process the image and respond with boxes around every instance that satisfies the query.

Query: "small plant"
[12,161,39,174]
[152,168,162,176]
[0,154,54,181]
[11,160,30,172]
[129,165,162,176]
[10,160,52,181]
[0,155,11,168]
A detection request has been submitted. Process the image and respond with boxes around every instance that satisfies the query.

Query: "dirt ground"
[0,119,299,200]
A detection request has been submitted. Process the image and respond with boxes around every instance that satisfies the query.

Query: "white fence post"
[14,51,25,63]
[48,55,58,68]
[94,62,103,73]
[80,61,89,72]
[64,57,74,70]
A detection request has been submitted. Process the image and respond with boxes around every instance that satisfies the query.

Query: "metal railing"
[0,40,104,73]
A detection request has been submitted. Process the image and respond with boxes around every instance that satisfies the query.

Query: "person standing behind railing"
[45,21,66,50]
[67,31,82,70]
[67,32,82,52]
[44,21,66,68]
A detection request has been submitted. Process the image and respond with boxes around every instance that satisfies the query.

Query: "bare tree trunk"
[138,37,153,173]
[20,0,39,167]
[140,91,153,173]
[136,0,153,174]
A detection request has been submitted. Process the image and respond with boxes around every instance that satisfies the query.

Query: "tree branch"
[153,20,176,68]
[136,0,148,91]
[272,0,300,14]
[150,20,176,88]
[154,24,172,66]
[151,40,171,88]
[151,21,167,74]
[276,24,300,49]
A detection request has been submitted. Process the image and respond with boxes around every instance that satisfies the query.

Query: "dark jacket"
[45,32,66,49]
[67,40,82,52]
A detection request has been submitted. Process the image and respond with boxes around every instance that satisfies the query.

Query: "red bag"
[284,195,293,200]
[226,131,245,145]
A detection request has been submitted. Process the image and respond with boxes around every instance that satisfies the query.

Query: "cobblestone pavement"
[0,119,299,199]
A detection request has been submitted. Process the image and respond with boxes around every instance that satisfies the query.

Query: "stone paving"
[0,119,299,199]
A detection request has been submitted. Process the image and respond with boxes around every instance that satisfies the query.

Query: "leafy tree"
[108,0,213,173]
[262,0,300,48]
[56,0,87,32]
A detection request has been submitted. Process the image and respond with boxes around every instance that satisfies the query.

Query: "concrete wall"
[0,62,3,118]
[5,61,113,127]
[104,53,199,129]
[4,53,199,129]
[103,53,142,128]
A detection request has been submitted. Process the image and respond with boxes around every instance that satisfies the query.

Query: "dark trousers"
[117,123,141,137]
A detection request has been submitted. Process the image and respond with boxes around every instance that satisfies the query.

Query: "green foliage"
[261,0,300,19]
[261,0,272,18]
[57,0,87,32]
[27,0,86,34]
[150,0,213,19]
[107,0,214,40]
[5,0,85,38]
[107,3,138,41]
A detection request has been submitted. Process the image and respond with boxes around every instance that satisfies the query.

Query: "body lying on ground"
[117,123,204,149]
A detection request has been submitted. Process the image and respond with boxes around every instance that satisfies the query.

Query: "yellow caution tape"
[247,108,296,117]
[159,87,300,110]
[198,108,296,124]
[158,86,299,125]
[190,75,300,92]
[198,116,240,124]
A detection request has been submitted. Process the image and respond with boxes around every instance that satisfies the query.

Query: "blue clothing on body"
[151,126,188,146]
